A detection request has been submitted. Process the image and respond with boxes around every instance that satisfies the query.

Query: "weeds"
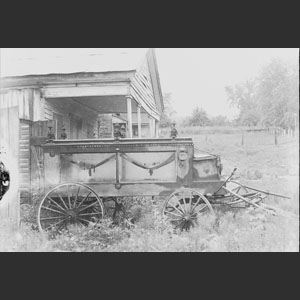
[0,130,298,252]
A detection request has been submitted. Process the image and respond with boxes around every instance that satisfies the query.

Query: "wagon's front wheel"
[163,189,214,231]
[37,183,105,233]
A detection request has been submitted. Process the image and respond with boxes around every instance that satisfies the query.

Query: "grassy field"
[0,128,299,252]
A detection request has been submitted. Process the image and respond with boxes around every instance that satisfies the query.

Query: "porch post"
[148,116,156,138]
[152,118,156,138]
[126,96,133,138]
[137,105,142,139]
[155,120,159,138]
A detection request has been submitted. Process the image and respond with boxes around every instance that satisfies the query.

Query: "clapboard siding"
[0,89,42,121]
[19,121,31,204]
[130,56,160,120]
[0,106,20,225]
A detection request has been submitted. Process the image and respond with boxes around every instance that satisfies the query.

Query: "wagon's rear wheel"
[163,189,214,231]
[37,183,105,233]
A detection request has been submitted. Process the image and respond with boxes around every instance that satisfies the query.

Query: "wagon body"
[37,137,291,233]
[41,137,226,198]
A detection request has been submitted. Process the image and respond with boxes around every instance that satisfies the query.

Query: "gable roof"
[0,48,149,77]
[0,48,164,117]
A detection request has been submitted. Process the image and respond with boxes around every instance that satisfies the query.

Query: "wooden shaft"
[223,186,277,215]
[229,181,291,199]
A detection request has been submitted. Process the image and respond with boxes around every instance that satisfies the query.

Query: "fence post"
[275,128,278,145]
[242,131,244,146]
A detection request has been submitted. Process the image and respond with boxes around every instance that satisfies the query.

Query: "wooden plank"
[130,85,160,120]
[43,84,129,98]
[18,120,31,204]
[132,77,157,110]
[130,88,157,119]
[0,106,20,227]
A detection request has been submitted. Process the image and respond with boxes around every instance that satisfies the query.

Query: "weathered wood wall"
[0,89,42,122]
[19,120,31,204]
[0,106,20,227]
[130,56,160,121]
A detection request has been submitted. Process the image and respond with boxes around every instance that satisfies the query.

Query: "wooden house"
[0,48,164,204]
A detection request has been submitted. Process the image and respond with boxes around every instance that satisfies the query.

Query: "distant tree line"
[181,108,231,127]
[225,58,299,130]
[161,58,298,130]
[160,94,231,128]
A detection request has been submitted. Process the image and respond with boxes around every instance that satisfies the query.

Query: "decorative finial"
[61,125,67,140]
[47,126,56,141]
[170,123,178,139]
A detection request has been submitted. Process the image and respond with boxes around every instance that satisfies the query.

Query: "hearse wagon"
[0,48,291,231]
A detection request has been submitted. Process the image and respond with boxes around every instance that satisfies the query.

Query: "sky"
[1,48,298,120]
[155,48,299,120]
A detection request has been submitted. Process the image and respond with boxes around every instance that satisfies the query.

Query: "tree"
[210,115,230,126]
[160,93,177,128]
[256,59,299,129]
[188,107,210,127]
[225,58,299,129]
[225,79,261,126]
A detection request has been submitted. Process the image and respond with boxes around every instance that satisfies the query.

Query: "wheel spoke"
[168,202,185,216]
[46,196,66,212]
[44,218,67,231]
[77,200,99,213]
[40,216,67,221]
[191,204,208,217]
[67,185,72,209]
[41,206,66,216]
[56,192,69,210]
[170,218,185,222]
[77,212,103,217]
[174,196,185,213]
[77,217,91,224]
[189,191,193,212]
[182,194,188,212]
[164,210,183,218]
[77,192,92,209]
[191,195,203,213]
[74,186,81,208]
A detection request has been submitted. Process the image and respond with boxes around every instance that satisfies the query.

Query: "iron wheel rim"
[37,183,105,233]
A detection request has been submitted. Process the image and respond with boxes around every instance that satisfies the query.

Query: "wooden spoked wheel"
[163,189,214,231]
[37,183,105,233]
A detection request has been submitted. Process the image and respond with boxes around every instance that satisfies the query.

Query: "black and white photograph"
[0,48,298,252]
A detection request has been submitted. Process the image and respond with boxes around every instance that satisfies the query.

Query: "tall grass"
[1,202,298,252]
[0,128,298,252]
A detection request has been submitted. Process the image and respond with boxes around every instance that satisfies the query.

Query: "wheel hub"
[66,210,77,220]
[183,214,192,222]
